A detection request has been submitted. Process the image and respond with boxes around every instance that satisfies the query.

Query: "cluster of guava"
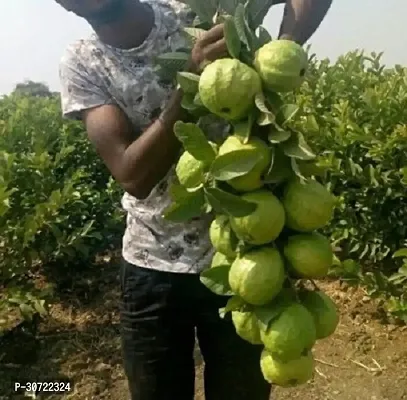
[174,39,340,387]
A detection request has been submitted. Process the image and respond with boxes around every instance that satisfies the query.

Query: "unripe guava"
[229,247,285,306]
[231,309,262,345]
[199,59,262,121]
[230,190,286,245]
[218,135,271,192]
[260,349,315,387]
[282,179,335,232]
[254,39,308,93]
[209,215,238,258]
[283,232,334,278]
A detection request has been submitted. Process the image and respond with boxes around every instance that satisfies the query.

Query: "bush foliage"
[0,51,406,329]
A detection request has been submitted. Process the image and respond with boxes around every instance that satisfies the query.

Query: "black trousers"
[119,260,271,400]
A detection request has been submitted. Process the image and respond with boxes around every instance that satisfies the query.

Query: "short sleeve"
[58,45,114,120]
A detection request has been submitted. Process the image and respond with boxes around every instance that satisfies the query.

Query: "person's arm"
[278,0,333,45]
[80,24,227,200]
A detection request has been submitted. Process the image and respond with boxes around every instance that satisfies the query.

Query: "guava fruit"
[281,179,335,232]
[218,135,271,192]
[283,232,334,278]
[228,247,285,306]
[209,215,238,258]
[211,252,234,268]
[229,190,286,245]
[260,349,315,387]
[175,142,217,188]
[300,290,339,339]
[231,309,262,345]
[260,303,316,361]
[199,58,262,121]
[254,39,308,93]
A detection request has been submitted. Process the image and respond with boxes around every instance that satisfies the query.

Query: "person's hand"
[188,24,228,73]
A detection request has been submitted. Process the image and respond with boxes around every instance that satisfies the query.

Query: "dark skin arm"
[277,0,333,45]
[83,24,228,200]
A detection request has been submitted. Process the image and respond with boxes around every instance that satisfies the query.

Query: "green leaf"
[393,249,407,258]
[247,0,275,29]
[254,303,285,332]
[268,128,291,144]
[263,146,293,184]
[219,295,246,318]
[255,92,276,126]
[234,4,250,48]
[257,26,272,47]
[177,72,200,93]
[291,158,307,182]
[204,187,257,217]
[224,16,242,59]
[163,189,205,222]
[233,113,254,144]
[281,132,316,160]
[156,52,189,72]
[200,265,234,296]
[210,148,262,181]
[173,121,217,163]
[276,104,300,126]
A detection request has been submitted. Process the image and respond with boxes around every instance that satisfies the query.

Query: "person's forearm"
[278,0,332,45]
[121,89,184,199]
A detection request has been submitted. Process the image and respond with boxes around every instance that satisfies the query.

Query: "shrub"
[0,94,124,330]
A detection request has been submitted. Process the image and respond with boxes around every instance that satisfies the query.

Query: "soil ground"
[1,257,407,400]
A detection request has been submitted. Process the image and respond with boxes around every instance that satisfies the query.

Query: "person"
[56,0,332,399]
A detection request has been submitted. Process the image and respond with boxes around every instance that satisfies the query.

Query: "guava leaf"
[219,295,246,318]
[291,158,307,182]
[200,265,234,296]
[204,187,257,217]
[254,303,286,332]
[181,93,199,111]
[186,0,219,23]
[264,146,294,184]
[257,25,272,46]
[233,114,254,144]
[256,93,276,126]
[234,4,250,48]
[163,189,205,222]
[224,16,242,59]
[210,149,262,181]
[194,93,204,107]
[276,104,300,126]
[281,132,316,161]
[297,160,329,178]
[268,128,291,144]
[169,180,190,201]
[174,121,217,163]
[264,91,284,112]
[177,72,200,94]
[156,52,189,72]
[393,249,407,258]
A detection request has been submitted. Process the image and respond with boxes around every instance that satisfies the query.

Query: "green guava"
[281,179,335,232]
[199,58,262,121]
[260,349,315,387]
[231,309,262,345]
[260,303,316,362]
[254,39,308,93]
[228,247,285,306]
[175,142,217,189]
[283,232,334,278]
[209,215,238,258]
[229,190,286,245]
[211,252,234,268]
[218,135,271,192]
[300,290,339,339]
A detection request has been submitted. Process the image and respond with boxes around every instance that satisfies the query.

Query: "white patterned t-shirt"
[59,0,224,273]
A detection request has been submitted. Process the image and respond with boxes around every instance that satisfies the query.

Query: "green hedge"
[0,94,124,329]
[0,51,406,329]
